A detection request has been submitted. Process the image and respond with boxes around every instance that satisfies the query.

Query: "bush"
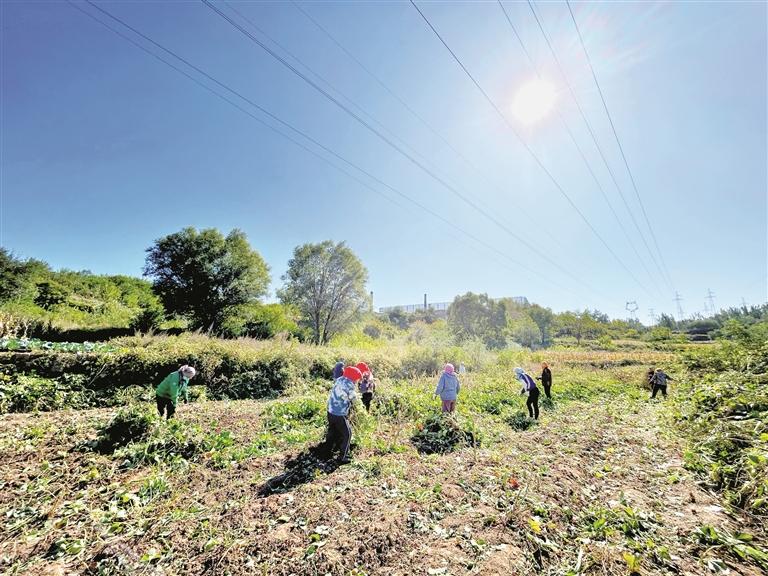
[0,373,97,413]
[411,413,478,454]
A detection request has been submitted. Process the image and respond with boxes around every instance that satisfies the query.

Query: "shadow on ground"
[258,444,341,496]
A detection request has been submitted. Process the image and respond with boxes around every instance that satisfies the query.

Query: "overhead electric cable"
[565,0,675,290]
[68,0,598,305]
[202,0,614,300]
[522,0,671,293]
[497,0,662,297]
[409,0,656,300]
[290,0,578,262]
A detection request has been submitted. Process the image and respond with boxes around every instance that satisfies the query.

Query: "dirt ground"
[0,394,764,575]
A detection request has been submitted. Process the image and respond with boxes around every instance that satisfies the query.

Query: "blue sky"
[2,0,766,322]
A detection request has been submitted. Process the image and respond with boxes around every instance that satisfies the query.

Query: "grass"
[0,340,765,575]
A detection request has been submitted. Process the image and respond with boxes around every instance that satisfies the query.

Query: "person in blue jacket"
[435,363,461,413]
[321,365,362,464]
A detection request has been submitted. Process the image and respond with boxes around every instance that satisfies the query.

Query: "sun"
[511,79,557,125]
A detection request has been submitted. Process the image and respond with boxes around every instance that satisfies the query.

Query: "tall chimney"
[424,293,427,310]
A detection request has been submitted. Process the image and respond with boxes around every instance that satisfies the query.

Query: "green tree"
[386,307,410,330]
[278,241,369,344]
[221,302,302,339]
[555,310,605,343]
[508,315,542,348]
[144,228,270,332]
[447,292,507,349]
[527,303,555,347]
[34,280,70,310]
[0,249,32,303]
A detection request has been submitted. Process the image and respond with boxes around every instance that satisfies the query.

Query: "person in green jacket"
[155,365,196,419]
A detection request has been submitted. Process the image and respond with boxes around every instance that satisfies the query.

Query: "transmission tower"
[674,292,684,321]
[648,308,657,325]
[625,301,639,321]
[706,289,716,314]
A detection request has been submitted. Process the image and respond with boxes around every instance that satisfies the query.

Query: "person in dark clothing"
[515,367,539,419]
[650,369,673,399]
[537,363,553,399]
[646,367,656,390]
[332,361,344,380]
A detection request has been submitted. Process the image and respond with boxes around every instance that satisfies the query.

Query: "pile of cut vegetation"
[411,412,478,454]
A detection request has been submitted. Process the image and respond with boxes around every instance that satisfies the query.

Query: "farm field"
[1,340,765,576]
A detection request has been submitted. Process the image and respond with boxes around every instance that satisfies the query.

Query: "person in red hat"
[320,365,362,464]
[356,362,376,412]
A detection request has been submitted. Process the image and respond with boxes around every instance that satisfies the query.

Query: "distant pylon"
[706,289,716,314]
[648,308,657,325]
[625,301,638,321]
[674,292,684,321]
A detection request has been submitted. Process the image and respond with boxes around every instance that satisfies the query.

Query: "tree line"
[2,227,764,346]
[1,228,369,344]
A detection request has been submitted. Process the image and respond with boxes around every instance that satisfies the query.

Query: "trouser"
[651,384,667,398]
[441,399,456,413]
[156,396,176,419]
[361,392,374,411]
[322,413,352,461]
[543,383,552,399]
[527,389,540,419]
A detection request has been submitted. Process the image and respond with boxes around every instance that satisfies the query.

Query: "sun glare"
[512,79,557,125]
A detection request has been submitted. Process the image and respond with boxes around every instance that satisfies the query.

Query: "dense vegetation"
[5,236,765,349]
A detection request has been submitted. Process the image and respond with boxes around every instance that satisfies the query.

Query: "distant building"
[379,296,528,318]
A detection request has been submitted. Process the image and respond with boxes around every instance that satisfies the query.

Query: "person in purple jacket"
[515,367,539,420]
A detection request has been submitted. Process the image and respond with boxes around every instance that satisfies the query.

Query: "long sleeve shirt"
[435,373,461,401]
[328,376,357,416]
[155,371,189,405]
[519,373,537,394]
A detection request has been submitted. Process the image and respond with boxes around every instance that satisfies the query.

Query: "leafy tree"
[658,313,677,330]
[278,241,369,345]
[221,302,303,340]
[34,280,70,310]
[555,311,605,343]
[508,315,542,349]
[527,304,555,347]
[144,228,270,332]
[447,292,507,349]
[386,307,409,330]
[0,249,31,303]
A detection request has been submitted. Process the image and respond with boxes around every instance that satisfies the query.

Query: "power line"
[408,0,657,301]
[67,0,596,305]
[496,0,662,298]
[201,0,614,301]
[290,0,578,262]
[565,0,675,291]
[512,0,668,295]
